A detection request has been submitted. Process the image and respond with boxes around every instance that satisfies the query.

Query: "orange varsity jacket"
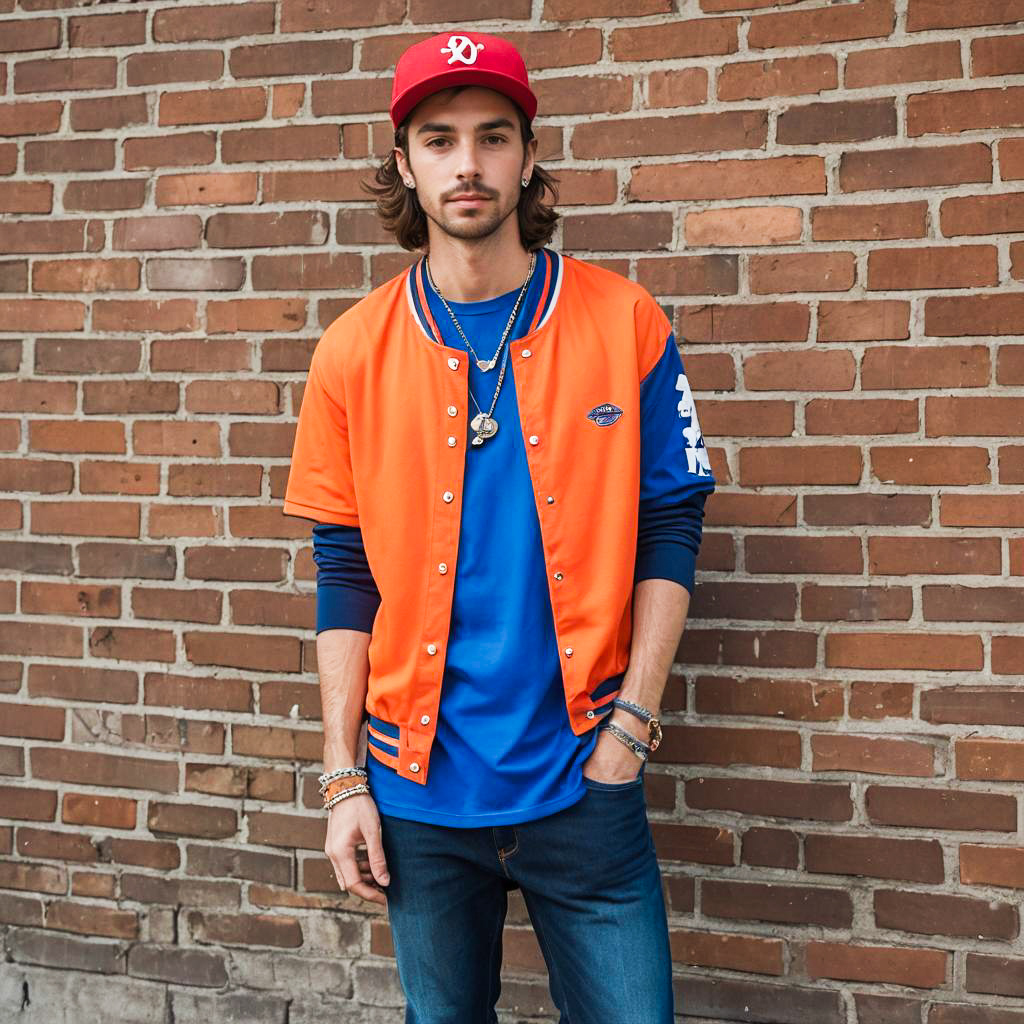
[284,251,691,785]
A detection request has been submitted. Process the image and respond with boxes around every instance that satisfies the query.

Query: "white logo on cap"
[441,35,484,65]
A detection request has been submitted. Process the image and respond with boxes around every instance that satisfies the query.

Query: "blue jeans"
[378,768,674,1024]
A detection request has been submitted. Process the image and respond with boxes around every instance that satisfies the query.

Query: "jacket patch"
[587,402,623,427]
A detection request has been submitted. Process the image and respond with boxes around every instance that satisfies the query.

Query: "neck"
[424,223,532,303]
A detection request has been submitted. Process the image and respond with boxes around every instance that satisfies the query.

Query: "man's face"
[397,86,537,245]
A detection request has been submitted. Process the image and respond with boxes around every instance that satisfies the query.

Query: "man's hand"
[325,793,390,905]
[582,710,648,785]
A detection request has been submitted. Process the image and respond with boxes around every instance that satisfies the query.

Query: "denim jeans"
[378,767,675,1024]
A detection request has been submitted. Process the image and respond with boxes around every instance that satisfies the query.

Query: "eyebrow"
[416,118,516,136]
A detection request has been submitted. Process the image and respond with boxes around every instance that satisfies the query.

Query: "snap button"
[586,710,595,719]
[447,405,457,417]
[426,643,437,655]
[448,357,459,370]
[420,714,430,725]
[409,762,420,773]
[529,435,539,445]
[554,571,563,580]
[438,562,447,574]
[522,349,531,358]
[564,647,573,657]
[443,490,454,503]
[546,496,554,504]
[447,436,457,446]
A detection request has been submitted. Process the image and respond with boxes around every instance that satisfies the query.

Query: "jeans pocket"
[583,772,643,792]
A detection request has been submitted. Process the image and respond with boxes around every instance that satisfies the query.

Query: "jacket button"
[447,436,457,446]
[438,562,448,574]
[447,405,457,417]
[586,710,595,719]
[554,571,563,580]
[426,643,437,655]
[529,435,539,445]
[420,714,431,725]
[522,349,532,358]
[448,357,459,370]
[546,496,555,504]
[410,762,420,773]
[443,490,454,503]
[564,647,573,657]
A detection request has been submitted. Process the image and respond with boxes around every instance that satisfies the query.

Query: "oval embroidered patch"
[587,402,623,427]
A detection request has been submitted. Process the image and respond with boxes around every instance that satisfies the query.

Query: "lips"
[449,194,490,203]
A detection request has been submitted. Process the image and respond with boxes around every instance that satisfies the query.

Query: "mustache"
[445,186,497,200]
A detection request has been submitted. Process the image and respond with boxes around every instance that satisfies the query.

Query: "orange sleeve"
[282,336,359,527]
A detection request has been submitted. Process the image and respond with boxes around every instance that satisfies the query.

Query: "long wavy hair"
[362,86,560,253]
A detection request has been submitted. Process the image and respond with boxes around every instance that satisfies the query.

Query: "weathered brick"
[68,11,146,47]
[14,56,116,94]
[840,143,991,192]
[845,41,961,87]
[717,54,837,101]
[631,155,824,201]
[153,3,276,42]
[229,40,354,79]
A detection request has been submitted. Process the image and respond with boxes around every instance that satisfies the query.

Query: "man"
[283,30,715,1024]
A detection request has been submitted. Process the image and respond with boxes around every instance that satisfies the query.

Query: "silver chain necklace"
[424,251,536,447]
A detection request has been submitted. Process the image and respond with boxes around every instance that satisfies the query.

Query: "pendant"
[470,413,498,445]
[476,357,496,371]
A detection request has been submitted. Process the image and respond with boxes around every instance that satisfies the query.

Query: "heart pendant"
[470,413,498,438]
[476,357,495,371]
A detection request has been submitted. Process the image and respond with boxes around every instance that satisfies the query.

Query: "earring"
[521,177,530,187]
[404,179,415,188]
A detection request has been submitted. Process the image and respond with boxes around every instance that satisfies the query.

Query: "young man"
[283,31,715,1024]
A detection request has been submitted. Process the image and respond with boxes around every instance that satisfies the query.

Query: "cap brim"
[391,68,537,129]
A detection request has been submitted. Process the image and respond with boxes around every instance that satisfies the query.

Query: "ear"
[395,147,413,186]
[522,135,538,183]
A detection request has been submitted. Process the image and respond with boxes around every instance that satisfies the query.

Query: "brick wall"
[1,0,1023,1020]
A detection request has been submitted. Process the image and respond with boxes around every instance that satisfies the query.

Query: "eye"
[426,137,450,148]
[483,134,507,144]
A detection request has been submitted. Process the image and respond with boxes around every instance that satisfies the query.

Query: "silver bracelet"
[324,783,370,810]
[599,720,649,762]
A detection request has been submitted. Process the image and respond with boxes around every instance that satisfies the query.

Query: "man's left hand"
[582,710,647,785]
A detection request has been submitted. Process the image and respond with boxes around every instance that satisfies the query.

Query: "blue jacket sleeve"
[634,330,716,594]
[312,522,381,635]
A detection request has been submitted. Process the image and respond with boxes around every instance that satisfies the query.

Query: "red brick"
[812,201,928,241]
[159,87,267,127]
[869,536,1001,575]
[717,54,836,101]
[846,41,962,88]
[222,125,339,164]
[573,109,766,159]
[1000,446,1024,484]
[262,169,368,203]
[926,294,1024,338]
[64,179,146,212]
[0,300,84,332]
[678,302,809,343]
[93,300,197,334]
[611,18,738,61]
[872,446,990,486]
[0,100,62,136]
[25,138,115,173]
[826,633,983,671]
[229,40,353,79]
[924,586,1024,623]
[699,399,794,438]
[533,75,634,116]
[645,68,708,109]
[33,259,139,293]
[146,258,245,292]
[908,0,1024,31]
[840,143,992,192]
[805,493,931,527]
[68,12,146,47]
[941,192,1024,236]
[271,83,304,120]
[739,445,862,486]
[803,586,913,623]
[0,144,16,174]
[206,212,329,249]
[746,535,862,574]
[998,345,1024,385]
[630,155,824,202]
[0,219,100,255]
[1001,137,1024,179]
[153,2,276,42]
[112,216,203,252]
[545,0,666,16]
[744,350,856,391]
[749,252,855,293]
[635,255,738,297]
[310,78,391,117]
[14,56,115,94]
[686,207,802,247]
[281,0,405,31]
[0,260,28,292]
[683,352,736,391]
[123,132,216,171]
[928,396,1024,437]
[69,94,147,133]
[862,345,990,390]
[909,86,1024,137]
[155,173,258,208]
[868,245,998,290]
[993,636,1024,675]
[818,300,910,342]
[0,18,60,53]
[563,212,672,252]
[806,399,918,436]
[125,50,223,88]
[941,495,1024,528]
[251,253,362,291]
[749,0,895,48]
[1012,241,1024,281]
[971,33,1024,77]
[703,494,796,527]
[807,940,946,988]
[206,299,307,334]
[0,181,51,214]
[777,98,896,145]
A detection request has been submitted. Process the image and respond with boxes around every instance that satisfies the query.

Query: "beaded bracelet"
[318,766,367,794]
[325,783,370,810]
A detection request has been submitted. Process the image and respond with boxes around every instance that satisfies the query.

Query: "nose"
[454,138,483,184]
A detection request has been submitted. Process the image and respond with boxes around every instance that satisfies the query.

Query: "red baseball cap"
[390,31,538,131]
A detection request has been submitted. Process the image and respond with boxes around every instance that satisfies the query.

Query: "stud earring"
[405,180,415,188]
[521,177,530,187]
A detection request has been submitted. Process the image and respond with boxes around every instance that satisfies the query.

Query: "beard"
[421,189,519,243]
